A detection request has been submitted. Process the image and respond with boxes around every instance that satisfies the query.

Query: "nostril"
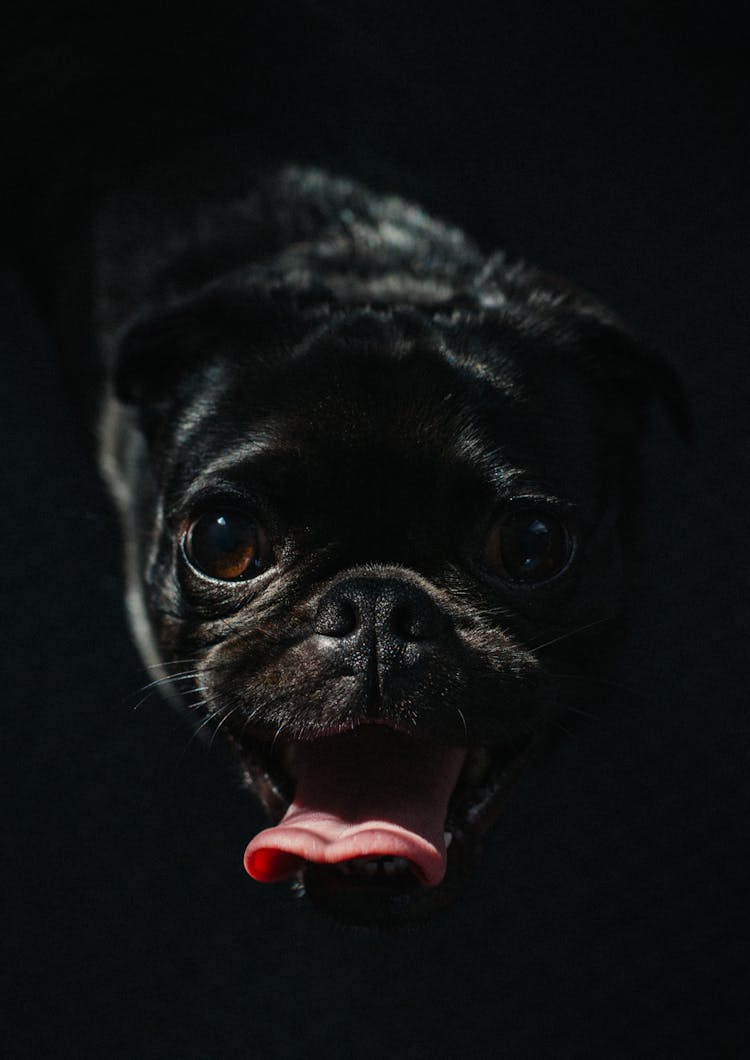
[387,600,440,642]
[389,602,418,641]
[333,600,358,637]
[315,596,360,638]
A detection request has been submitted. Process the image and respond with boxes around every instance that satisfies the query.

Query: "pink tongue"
[244,728,466,888]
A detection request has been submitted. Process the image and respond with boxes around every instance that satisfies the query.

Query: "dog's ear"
[114,300,221,408]
[477,259,692,442]
[569,315,694,444]
[113,287,316,409]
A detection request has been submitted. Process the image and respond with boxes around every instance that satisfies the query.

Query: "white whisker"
[531,616,613,653]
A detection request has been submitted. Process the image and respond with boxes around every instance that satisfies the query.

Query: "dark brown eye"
[184,511,271,581]
[484,509,572,584]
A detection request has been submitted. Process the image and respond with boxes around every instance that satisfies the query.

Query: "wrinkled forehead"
[163,342,604,523]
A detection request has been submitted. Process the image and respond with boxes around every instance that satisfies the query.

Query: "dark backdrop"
[2,4,747,1057]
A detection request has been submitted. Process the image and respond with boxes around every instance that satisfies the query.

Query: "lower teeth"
[336,832,454,878]
[337,856,411,877]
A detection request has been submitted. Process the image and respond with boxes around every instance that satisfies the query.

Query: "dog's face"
[107,279,683,925]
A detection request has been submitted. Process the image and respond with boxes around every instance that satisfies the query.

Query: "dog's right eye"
[183,511,272,581]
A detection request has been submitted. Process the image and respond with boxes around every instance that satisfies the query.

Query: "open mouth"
[242,724,534,925]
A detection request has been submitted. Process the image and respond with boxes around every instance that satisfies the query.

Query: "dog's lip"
[244,723,498,825]
[245,727,530,828]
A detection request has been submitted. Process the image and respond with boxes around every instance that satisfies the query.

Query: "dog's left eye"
[184,510,272,581]
[484,509,573,584]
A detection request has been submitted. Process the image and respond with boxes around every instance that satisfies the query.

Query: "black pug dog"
[92,162,686,925]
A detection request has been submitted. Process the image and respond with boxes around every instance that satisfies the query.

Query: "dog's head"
[101,180,686,924]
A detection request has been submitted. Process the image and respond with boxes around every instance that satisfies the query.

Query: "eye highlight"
[184,510,272,581]
[484,509,573,584]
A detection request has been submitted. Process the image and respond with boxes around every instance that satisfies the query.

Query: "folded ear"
[114,299,222,408]
[476,257,692,444]
[570,316,694,445]
[113,286,317,409]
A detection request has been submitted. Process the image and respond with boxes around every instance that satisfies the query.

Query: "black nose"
[314,577,445,655]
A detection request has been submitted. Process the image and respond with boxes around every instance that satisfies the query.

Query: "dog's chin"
[239,722,537,927]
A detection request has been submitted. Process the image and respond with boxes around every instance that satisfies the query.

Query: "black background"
[2,4,748,1057]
